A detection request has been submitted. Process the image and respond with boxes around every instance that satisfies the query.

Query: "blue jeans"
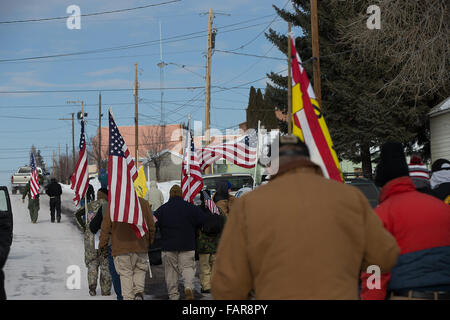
[108,246,123,300]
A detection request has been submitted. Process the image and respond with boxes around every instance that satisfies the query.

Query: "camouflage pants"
[27,198,39,223]
[199,253,216,291]
[86,254,112,294]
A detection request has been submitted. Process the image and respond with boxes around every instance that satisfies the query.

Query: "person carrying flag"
[22,154,43,224]
[97,109,156,300]
[196,190,226,294]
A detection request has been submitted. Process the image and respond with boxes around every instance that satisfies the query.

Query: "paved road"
[60,196,212,300]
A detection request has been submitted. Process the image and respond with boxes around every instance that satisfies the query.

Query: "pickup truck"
[10,166,48,195]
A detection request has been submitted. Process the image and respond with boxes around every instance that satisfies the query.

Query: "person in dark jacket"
[196,190,226,294]
[80,182,95,208]
[45,178,62,223]
[429,158,450,204]
[361,142,450,300]
[154,185,208,300]
[0,188,13,300]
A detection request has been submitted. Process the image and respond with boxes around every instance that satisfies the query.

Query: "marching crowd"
[6,136,450,300]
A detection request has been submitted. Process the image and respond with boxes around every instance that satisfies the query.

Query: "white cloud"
[86,66,129,77]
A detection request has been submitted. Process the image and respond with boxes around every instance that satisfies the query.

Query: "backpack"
[201,211,225,236]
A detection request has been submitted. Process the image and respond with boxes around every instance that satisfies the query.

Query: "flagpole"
[82,102,88,218]
[187,114,191,201]
[253,120,260,189]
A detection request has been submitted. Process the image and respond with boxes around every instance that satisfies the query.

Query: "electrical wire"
[0,0,182,25]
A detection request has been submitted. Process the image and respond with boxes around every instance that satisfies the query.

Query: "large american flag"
[70,119,88,206]
[108,110,148,238]
[200,129,258,171]
[181,128,203,203]
[203,190,220,215]
[29,153,40,200]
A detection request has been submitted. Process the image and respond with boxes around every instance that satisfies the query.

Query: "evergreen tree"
[246,86,258,129]
[264,0,433,178]
[246,86,280,130]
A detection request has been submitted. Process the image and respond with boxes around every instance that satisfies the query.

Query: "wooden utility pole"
[287,22,292,135]
[134,63,139,169]
[52,150,55,177]
[66,144,68,184]
[58,144,61,181]
[71,113,75,168]
[58,112,75,171]
[98,92,102,171]
[310,0,322,106]
[204,8,213,174]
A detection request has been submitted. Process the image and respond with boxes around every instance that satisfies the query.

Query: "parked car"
[10,166,50,195]
[202,173,254,196]
[345,178,380,208]
[0,186,13,299]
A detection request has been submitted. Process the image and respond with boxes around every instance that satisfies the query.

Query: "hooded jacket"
[211,159,399,300]
[145,181,164,212]
[360,177,450,299]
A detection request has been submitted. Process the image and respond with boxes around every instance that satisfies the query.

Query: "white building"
[429,97,450,163]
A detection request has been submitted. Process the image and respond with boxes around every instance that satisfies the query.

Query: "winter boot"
[134,292,144,300]
[185,287,194,300]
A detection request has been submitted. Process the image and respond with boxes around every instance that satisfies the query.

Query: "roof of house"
[429,96,450,118]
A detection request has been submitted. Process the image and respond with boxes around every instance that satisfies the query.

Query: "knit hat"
[169,185,182,198]
[374,142,409,187]
[431,158,450,173]
[409,155,423,165]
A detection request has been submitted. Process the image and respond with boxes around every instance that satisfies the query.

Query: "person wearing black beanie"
[374,142,410,187]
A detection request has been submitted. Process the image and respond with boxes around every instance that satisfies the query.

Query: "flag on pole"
[289,33,343,182]
[181,121,203,203]
[203,190,220,215]
[108,109,148,238]
[29,153,40,200]
[134,166,148,198]
[70,118,88,205]
[199,130,258,171]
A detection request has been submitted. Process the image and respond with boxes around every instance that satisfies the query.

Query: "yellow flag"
[134,166,148,198]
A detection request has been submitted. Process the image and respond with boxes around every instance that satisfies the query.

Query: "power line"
[0,0,181,24]
[228,0,290,52]
[0,18,279,63]
[215,49,285,61]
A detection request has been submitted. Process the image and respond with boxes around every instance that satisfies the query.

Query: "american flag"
[181,126,203,203]
[70,119,88,206]
[203,191,220,215]
[29,153,40,200]
[108,109,147,238]
[200,129,258,171]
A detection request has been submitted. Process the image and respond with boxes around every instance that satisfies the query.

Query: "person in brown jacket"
[211,135,399,300]
[98,197,155,300]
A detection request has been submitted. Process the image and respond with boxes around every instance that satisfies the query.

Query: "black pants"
[0,270,5,300]
[50,197,61,221]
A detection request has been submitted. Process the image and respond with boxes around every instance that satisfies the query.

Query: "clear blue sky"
[0,0,292,185]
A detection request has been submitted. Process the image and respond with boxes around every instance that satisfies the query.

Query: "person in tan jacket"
[211,135,399,300]
[98,197,155,300]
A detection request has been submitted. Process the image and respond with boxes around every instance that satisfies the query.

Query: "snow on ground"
[4,189,115,300]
